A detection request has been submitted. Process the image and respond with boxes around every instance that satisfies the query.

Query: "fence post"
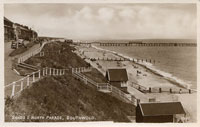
[11,82,16,97]
[63,69,65,75]
[53,68,55,75]
[33,72,35,82]
[55,69,57,75]
[159,88,162,93]
[179,89,182,94]
[49,68,51,75]
[46,67,48,75]
[59,69,62,75]
[170,88,172,93]
[20,80,23,91]
[57,69,59,75]
[43,68,45,76]
[149,87,151,93]
[27,75,30,86]
[38,70,41,79]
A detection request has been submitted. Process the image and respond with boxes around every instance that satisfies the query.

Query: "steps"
[17,62,38,71]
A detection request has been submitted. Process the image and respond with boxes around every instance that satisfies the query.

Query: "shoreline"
[75,44,197,122]
[91,45,195,91]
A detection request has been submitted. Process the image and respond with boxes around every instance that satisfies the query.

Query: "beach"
[74,44,197,122]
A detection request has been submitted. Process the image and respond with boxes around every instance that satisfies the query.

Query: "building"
[106,68,129,93]
[136,102,186,123]
[4,17,15,41]
[31,30,38,41]
[4,17,38,42]
[13,23,31,41]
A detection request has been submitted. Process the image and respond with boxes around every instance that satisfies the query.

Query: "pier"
[98,42,196,47]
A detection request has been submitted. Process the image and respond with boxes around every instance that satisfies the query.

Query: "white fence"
[72,67,92,73]
[72,68,137,106]
[5,67,67,98]
[17,41,50,63]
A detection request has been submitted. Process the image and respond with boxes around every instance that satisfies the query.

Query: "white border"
[1,0,199,127]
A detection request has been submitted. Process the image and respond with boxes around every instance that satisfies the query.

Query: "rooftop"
[106,68,128,82]
[139,102,186,116]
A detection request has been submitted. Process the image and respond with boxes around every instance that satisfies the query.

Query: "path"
[4,41,40,85]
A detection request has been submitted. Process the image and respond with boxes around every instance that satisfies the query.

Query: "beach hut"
[106,68,129,92]
[136,101,186,123]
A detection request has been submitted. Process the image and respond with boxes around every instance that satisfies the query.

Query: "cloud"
[97,8,115,24]
[4,3,196,39]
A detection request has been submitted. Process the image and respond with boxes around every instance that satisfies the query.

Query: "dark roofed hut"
[136,102,186,123]
[106,68,129,93]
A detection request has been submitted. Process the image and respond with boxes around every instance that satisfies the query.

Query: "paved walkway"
[4,41,40,85]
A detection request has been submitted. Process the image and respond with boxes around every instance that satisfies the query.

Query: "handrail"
[17,41,50,63]
[5,67,67,98]
[72,69,137,105]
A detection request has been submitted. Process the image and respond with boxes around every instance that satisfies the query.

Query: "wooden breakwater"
[130,83,196,94]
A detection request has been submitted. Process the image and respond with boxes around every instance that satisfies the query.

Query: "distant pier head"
[97,41,197,47]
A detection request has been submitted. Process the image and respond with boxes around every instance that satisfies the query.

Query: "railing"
[131,82,147,93]
[72,67,92,73]
[5,67,67,98]
[72,69,137,106]
[17,41,50,63]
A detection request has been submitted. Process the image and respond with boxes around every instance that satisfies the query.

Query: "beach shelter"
[106,68,129,92]
[136,102,186,123]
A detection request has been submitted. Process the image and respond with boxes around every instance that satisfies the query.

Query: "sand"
[74,45,197,122]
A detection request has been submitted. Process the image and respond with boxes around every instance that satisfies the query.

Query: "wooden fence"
[72,67,92,73]
[5,67,67,98]
[17,41,50,63]
[72,68,137,106]
[131,82,147,93]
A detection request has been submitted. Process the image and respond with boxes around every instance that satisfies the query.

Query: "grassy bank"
[25,42,90,69]
[5,74,135,122]
[5,41,135,122]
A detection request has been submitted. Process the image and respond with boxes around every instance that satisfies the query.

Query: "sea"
[90,39,197,89]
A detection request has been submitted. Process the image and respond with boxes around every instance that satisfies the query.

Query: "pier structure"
[99,42,196,47]
[77,42,92,47]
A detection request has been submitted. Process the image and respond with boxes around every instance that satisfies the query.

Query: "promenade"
[4,41,40,85]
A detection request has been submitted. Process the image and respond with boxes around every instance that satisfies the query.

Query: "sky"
[4,3,197,40]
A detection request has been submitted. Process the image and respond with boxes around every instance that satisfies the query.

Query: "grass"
[83,68,107,83]
[9,41,39,57]
[5,41,136,122]
[5,74,135,122]
[25,42,90,69]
